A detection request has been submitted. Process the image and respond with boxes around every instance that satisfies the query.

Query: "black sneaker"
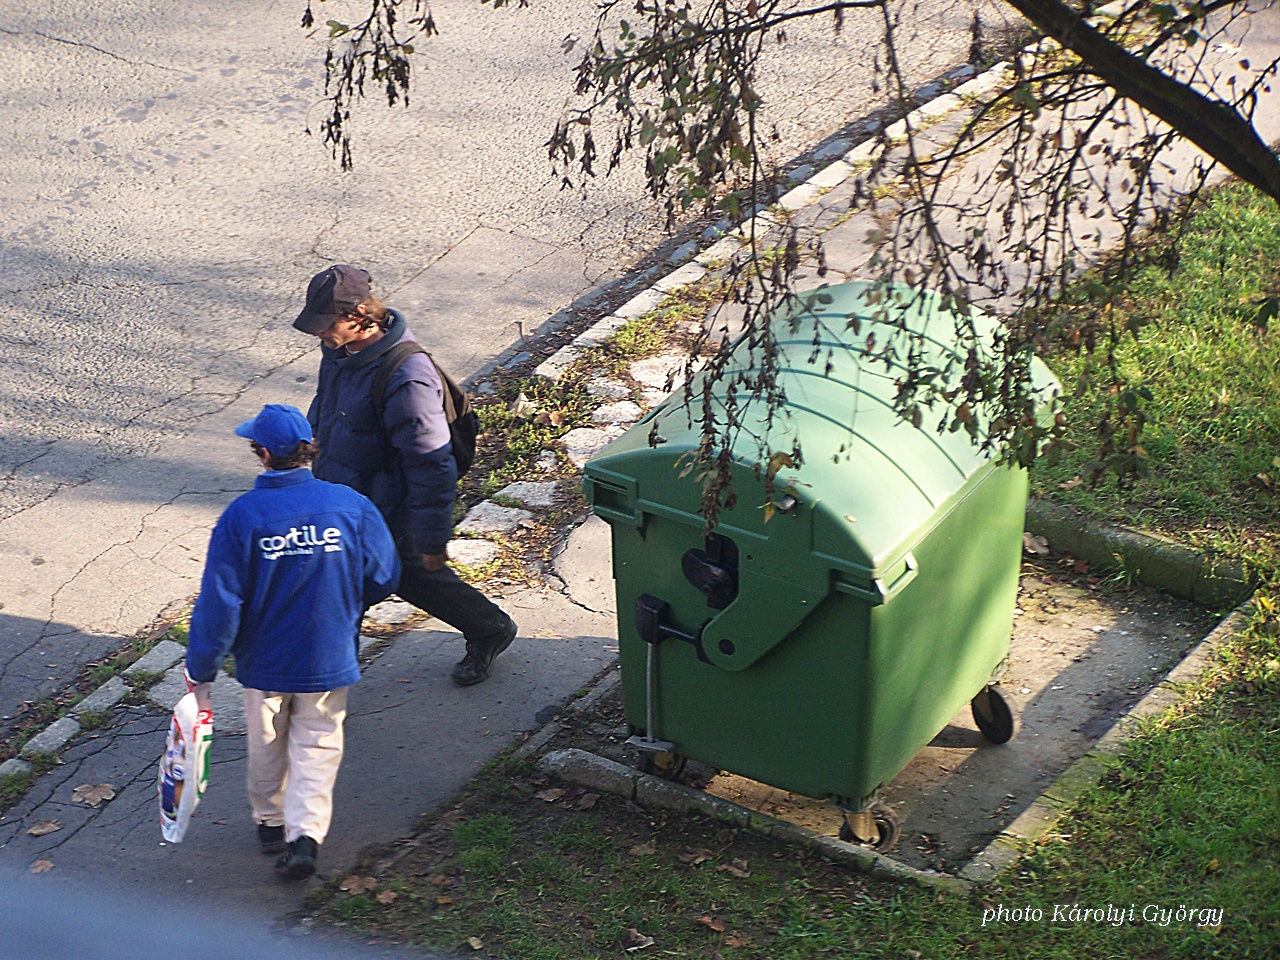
[275,836,319,880]
[257,823,286,855]
[451,618,517,686]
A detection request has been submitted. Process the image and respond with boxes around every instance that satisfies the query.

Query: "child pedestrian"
[185,404,400,879]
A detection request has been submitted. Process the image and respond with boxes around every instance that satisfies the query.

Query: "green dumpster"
[582,282,1060,833]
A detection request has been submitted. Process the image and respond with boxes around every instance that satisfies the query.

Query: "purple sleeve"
[382,356,457,554]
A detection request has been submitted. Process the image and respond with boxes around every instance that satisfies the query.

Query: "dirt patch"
[538,557,1220,873]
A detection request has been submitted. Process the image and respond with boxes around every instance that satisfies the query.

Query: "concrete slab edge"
[536,747,971,894]
[513,662,622,760]
[958,598,1253,883]
[1026,500,1254,607]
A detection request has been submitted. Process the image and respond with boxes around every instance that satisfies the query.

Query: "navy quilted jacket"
[307,309,457,554]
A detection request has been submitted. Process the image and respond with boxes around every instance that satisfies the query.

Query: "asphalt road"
[0,0,1012,729]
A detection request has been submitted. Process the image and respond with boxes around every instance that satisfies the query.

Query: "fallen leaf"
[696,916,727,933]
[718,858,750,878]
[429,874,451,886]
[1022,532,1050,556]
[340,876,378,894]
[511,393,537,419]
[623,927,655,952]
[1072,559,1090,574]
[679,848,714,865]
[726,935,749,949]
[629,842,656,856]
[1057,477,1083,490]
[577,792,600,810]
[467,936,484,950]
[517,518,538,529]
[29,860,53,874]
[376,891,399,904]
[535,788,566,802]
[436,896,453,905]
[71,783,115,807]
[534,410,565,427]
[1205,858,1220,874]
[26,819,62,837]
[907,951,923,959]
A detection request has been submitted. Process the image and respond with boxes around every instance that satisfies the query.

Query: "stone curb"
[958,599,1253,882]
[1026,500,1254,607]
[537,747,970,894]
[1,658,169,789]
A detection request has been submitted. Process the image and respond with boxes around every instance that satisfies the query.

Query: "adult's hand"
[422,553,447,572]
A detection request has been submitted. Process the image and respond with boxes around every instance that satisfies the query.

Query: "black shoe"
[451,618,517,686]
[257,823,286,855]
[275,836,318,880]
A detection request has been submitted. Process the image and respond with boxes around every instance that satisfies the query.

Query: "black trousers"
[392,538,512,646]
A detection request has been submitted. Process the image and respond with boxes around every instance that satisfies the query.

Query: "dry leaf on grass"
[511,393,537,419]
[1022,533,1050,557]
[29,860,53,874]
[717,858,750,878]
[340,876,377,893]
[623,928,655,952]
[534,411,565,427]
[429,874,451,887]
[696,916,726,933]
[26,819,62,837]
[725,935,749,948]
[678,848,713,865]
[577,792,600,810]
[1058,477,1083,490]
[535,788,566,802]
[466,936,484,950]
[436,896,453,906]
[376,891,398,905]
[71,783,115,807]
[629,842,656,856]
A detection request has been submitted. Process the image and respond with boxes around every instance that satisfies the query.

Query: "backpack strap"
[371,340,430,433]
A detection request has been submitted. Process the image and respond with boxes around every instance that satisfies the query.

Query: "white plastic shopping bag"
[157,689,213,843]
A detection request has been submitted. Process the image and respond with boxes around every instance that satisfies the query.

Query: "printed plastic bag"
[158,691,213,843]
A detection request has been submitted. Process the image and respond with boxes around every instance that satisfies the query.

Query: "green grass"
[1031,183,1280,579]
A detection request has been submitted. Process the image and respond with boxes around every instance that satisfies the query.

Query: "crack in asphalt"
[0,26,186,75]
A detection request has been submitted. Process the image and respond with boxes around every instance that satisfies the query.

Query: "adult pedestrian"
[185,404,401,879]
[292,264,518,686]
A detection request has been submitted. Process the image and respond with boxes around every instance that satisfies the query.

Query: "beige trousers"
[244,687,349,844]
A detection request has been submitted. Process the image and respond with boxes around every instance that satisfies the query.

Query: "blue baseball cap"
[234,404,313,456]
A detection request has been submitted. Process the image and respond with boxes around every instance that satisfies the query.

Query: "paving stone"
[365,600,418,625]
[124,638,185,677]
[449,539,500,567]
[72,676,129,715]
[669,240,699,264]
[651,261,707,293]
[615,287,667,319]
[591,401,643,425]
[559,427,623,468]
[495,481,560,508]
[456,501,534,535]
[0,757,32,778]
[813,138,853,160]
[586,378,631,400]
[21,716,81,755]
[358,635,377,655]
[629,353,689,390]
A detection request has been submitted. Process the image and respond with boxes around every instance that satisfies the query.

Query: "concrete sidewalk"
[0,585,614,926]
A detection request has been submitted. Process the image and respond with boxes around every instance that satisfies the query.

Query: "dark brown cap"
[293,264,372,334]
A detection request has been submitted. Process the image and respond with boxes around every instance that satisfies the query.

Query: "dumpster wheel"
[838,803,900,853]
[971,685,1015,744]
[638,750,687,781]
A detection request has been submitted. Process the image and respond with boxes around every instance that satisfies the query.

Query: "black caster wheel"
[638,750,687,781]
[838,802,900,854]
[971,684,1015,744]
